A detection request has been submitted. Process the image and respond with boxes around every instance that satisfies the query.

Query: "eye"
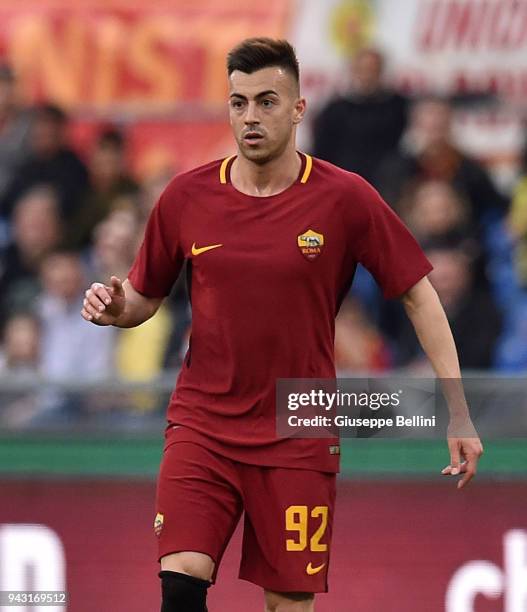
[261,99,274,108]
[230,99,245,109]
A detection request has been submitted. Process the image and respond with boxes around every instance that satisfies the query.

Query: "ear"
[292,97,306,125]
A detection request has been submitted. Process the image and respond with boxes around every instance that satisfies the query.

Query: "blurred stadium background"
[0,0,527,610]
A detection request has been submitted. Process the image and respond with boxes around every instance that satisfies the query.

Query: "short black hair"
[34,103,68,126]
[97,127,125,150]
[227,37,299,84]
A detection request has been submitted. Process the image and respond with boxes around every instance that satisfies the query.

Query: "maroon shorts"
[155,440,336,593]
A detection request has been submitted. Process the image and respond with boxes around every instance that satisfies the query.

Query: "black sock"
[159,570,210,612]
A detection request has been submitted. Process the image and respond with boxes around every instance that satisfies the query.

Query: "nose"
[244,101,260,125]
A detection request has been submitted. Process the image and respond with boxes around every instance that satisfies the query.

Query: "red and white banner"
[0,0,292,112]
[1,479,526,611]
[0,0,293,176]
[294,0,527,102]
[0,0,523,179]
[294,0,526,183]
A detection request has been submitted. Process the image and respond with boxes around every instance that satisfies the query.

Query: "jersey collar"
[219,152,313,185]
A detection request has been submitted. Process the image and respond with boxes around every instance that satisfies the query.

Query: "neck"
[231,145,301,197]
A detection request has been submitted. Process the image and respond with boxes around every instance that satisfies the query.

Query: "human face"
[91,145,124,185]
[427,250,470,308]
[31,117,65,157]
[411,181,465,237]
[352,50,383,95]
[4,315,40,366]
[411,100,452,150]
[41,254,84,302]
[228,66,305,164]
[13,192,61,259]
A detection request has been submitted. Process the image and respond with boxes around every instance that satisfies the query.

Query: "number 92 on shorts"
[155,440,336,593]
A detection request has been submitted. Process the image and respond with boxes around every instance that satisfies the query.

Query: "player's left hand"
[441,429,483,489]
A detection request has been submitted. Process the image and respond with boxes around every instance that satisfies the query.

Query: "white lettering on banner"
[0,524,66,612]
[445,529,527,612]
[505,530,527,612]
[445,561,503,611]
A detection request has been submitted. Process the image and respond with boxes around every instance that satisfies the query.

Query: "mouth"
[243,132,264,145]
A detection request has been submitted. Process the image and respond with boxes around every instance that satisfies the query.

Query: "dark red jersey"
[128,153,432,472]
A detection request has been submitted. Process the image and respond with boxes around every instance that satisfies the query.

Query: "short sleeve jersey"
[128,153,432,473]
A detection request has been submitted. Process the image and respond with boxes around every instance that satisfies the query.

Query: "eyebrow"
[229,90,280,101]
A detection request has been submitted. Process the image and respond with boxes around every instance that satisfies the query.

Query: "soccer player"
[81,38,483,612]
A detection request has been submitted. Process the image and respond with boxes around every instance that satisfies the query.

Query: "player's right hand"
[81,276,126,326]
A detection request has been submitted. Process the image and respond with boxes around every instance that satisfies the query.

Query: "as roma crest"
[153,512,164,537]
[297,229,324,260]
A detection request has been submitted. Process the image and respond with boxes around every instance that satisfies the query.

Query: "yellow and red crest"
[153,512,164,537]
[298,229,324,260]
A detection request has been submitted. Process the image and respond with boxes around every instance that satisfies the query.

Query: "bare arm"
[81,276,162,328]
[400,277,463,379]
[400,276,483,488]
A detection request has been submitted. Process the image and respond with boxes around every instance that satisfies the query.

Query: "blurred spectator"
[136,169,191,369]
[402,181,471,244]
[85,206,173,384]
[139,169,173,219]
[0,65,32,203]
[0,186,63,323]
[0,312,43,428]
[113,204,174,383]
[38,251,115,381]
[335,298,391,372]
[508,139,527,286]
[68,127,139,247]
[0,313,40,376]
[313,47,408,184]
[401,180,490,291]
[0,103,89,221]
[376,97,508,223]
[389,245,502,369]
[87,207,142,281]
[115,303,172,385]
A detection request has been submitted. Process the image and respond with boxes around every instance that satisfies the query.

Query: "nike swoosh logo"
[306,562,325,576]
[191,243,223,256]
